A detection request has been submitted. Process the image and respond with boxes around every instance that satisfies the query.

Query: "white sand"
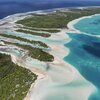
[0,9,97,100]
[24,28,96,100]
[67,14,100,34]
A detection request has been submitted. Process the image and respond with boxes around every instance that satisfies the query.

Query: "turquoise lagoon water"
[64,14,100,100]
[74,14,100,35]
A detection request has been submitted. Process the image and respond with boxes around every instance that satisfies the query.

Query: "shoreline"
[67,13,100,36]
[23,23,96,100]
[0,7,98,100]
[1,5,100,22]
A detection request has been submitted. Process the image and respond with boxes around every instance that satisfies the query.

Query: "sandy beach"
[23,27,96,100]
[0,9,97,100]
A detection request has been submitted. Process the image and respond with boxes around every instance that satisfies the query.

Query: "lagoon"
[65,14,100,100]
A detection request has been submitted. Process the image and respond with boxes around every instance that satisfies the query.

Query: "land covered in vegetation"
[0,7,100,100]
[3,7,100,63]
[4,41,54,62]
[0,53,37,100]
[16,7,100,29]
[16,29,51,38]
[0,34,48,48]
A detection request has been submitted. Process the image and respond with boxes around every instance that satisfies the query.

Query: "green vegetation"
[5,42,54,62]
[16,7,100,29]
[27,28,60,33]
[1,7,100,99]
[16,14,68,28]
[0,34,48,48]
[0,53,37,100]
[41,29,60,33]
[19,26,61,33]
[16,29,50,37]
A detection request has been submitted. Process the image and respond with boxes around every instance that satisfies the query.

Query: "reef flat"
[0,7,100,100]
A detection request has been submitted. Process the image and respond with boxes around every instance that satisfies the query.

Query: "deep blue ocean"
[64,14,100,100]
[0,0,100,19]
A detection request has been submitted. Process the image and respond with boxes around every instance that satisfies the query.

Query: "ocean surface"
[3,13,100,100]
[0,1,100,100]
[64,14,100,100]
[0,0,100,19]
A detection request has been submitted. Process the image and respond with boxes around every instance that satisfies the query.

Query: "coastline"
[0,7,99,100]
[1,5,100,23]
[67,13,100,38]
[67,15,93,33]
[23,22,96,100]
[1,5,100,19]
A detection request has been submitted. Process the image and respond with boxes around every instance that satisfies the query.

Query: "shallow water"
[74,14,100,36]
[4,31,66,44]
[4,14,99,100]
[1,10,100,100]
[64,14,100,100]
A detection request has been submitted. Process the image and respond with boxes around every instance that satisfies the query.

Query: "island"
[0,7,100,100]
